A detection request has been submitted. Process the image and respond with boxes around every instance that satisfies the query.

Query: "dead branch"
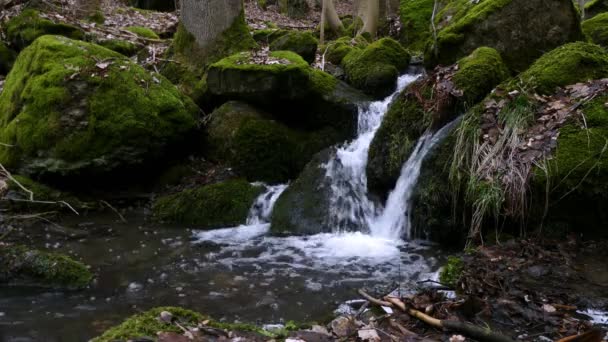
[101,200,127,223]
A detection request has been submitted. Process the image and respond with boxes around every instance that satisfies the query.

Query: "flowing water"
[0,72,460,341]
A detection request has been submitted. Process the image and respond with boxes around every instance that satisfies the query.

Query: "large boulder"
[5,10,85,50]
[342,37,411,98]
[0,36,198,183]
[152,179,264,228]
[322,35,370,65]
[582,13,608,47]
[0,245,93,289]
[426,0,583,71]
[367,47,510,196]
[206,101,342,184]
[269,31,318,64]
[206,50,366,140]
[585,0,608,19]
[399,0,435,51]
[270,148,336,235]
[0,41,16,75]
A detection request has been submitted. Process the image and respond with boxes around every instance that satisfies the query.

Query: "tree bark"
[180,0,243,52]
[322,0,344,34]
[358,0,379,37]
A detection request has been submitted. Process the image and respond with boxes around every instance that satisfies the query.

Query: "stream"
[1,71,456,341]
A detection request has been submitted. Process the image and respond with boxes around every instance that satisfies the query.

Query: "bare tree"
[321,0,345,37]
[321,0,386,39]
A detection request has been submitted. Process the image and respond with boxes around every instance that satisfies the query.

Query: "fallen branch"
[101,200,127,223]
[358,290,516,342]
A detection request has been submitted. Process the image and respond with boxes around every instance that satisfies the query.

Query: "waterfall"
[247,183,288,225]
[370,119,460,240]
[323,73,422,232]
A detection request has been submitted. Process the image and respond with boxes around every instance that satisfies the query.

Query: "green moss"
[585,0,608,18]
[453,47,511,105]
[91,307,206,342]
[125,26,159,39]
[252,28,288,43]
[342,37,411,97]
[399,0,435,51]
[518,42,608,94]
[0,41,17,74]
[96,39,140,56]
[5,9,85,50]
[582,13,608,46]
[87,10,105,24]
[152,179,264,227]
[269,30,318,63]
[0,35,198,179]
[439,256,464,287]
[321,35,368,65]
[0,245,92,289]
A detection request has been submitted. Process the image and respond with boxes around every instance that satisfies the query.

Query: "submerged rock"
[206,101,342,184]
[5,9,85,50]
[0,245,92,289]
[425,0,583,71]
[342,38,411,98]
[206,50,366,139]
[152,179,264,228]
[269,31,318,64]
[0,35,198,183]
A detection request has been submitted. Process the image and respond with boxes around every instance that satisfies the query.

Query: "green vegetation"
[439,256,464,287]
[399,0,435,51]
[582,13,608,47]
[342,37,411,97]
[0,245,92,289]
[269,30,318,63]
[0,35,198,180]
[252,28,288,43]
[96,39,140,56]
[518,42,608,94]
[152,179,264,228]
[5,9,85,50]
[125,25,159,39]
[453,47,511,105]
[321,35,369,65]
[585,0,608,18]
[87,10,105,24]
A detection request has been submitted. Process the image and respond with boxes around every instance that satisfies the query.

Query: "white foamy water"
[370,118,460,239]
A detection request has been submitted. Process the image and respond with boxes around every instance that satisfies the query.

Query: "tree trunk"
[322,0,344,34]
[180,0,243,52]
[579,0,585,19]
[358,0,379,37]
[75,0,100,19]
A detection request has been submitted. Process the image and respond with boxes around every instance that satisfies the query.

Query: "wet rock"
[159,311,173,323]
[329,315,356,338]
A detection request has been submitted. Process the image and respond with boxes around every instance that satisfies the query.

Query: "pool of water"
[0,210,445,341]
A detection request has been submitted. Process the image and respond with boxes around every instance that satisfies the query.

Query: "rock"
[5,10,85,50]
[131,0,176,12]
[367,47,509,197]
[269,31,318,64]
[124,26,160,39]
[0,36,198,184]
[583,13,608,47]
[0,245,93,289]
[426,0,583,71]
[159,311,174,323]
[252,28,289,44]
[358,329,380,341]
[0,41,16,75]
[206,50,366,139]
[96,39,140,56]
[5,174,86,211]
[321,35,369,66]
[152,179,264,228]
[329,316,356,338]
[342,37,411,98]
[279,0,309,18]
[585,0,608,19]
[206,101,342,183]
[399,0,435,51]
[270,148,336,235]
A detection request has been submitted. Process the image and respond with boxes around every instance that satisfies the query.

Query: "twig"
[0,163,33,201]
[101,200,127,223]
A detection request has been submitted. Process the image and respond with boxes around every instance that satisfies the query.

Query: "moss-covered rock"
[585,0,608,19]
[399,0,435,52]
[206,50,366,139]
[426,0,583,71]
[125,26,160,39]
[0,35,198,182]
[270,148,336,235]
[321,35,369,65]
[518,42,608,94]
[5,9,85,50]
[367,47,509,196]
[583,13,608,47]
[252,28,288,44]
[4,174,87,211]
[0,245,92,289]
[0,41,17,75]
[152,179,263,228]
[206,101,340,183]
[342,37,411,98]
[96,39,140,56]
[439,256,464,287]
[269,31,318,64]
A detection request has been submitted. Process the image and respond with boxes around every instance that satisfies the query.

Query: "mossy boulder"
[152,179,264,228]
[518,42,608,95]
[4,9,85,50]
[0,41,17,75]
[399,0,435,51]
[252,28,288,44]
[585,0,608,19]
[206,101,341,184]
[321,35,369,65]
[4,174,87,211]
[270,148,336,235]
[426,0,583,71]
[96,39,140,56]
[269,31,318,64]
[367,47,509,196]
[0,35,198,183]
[125,26,160,39]
[342,37,411,98]
[583,13,608,47]
[0,245,92,289]
[206,50,366,139]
